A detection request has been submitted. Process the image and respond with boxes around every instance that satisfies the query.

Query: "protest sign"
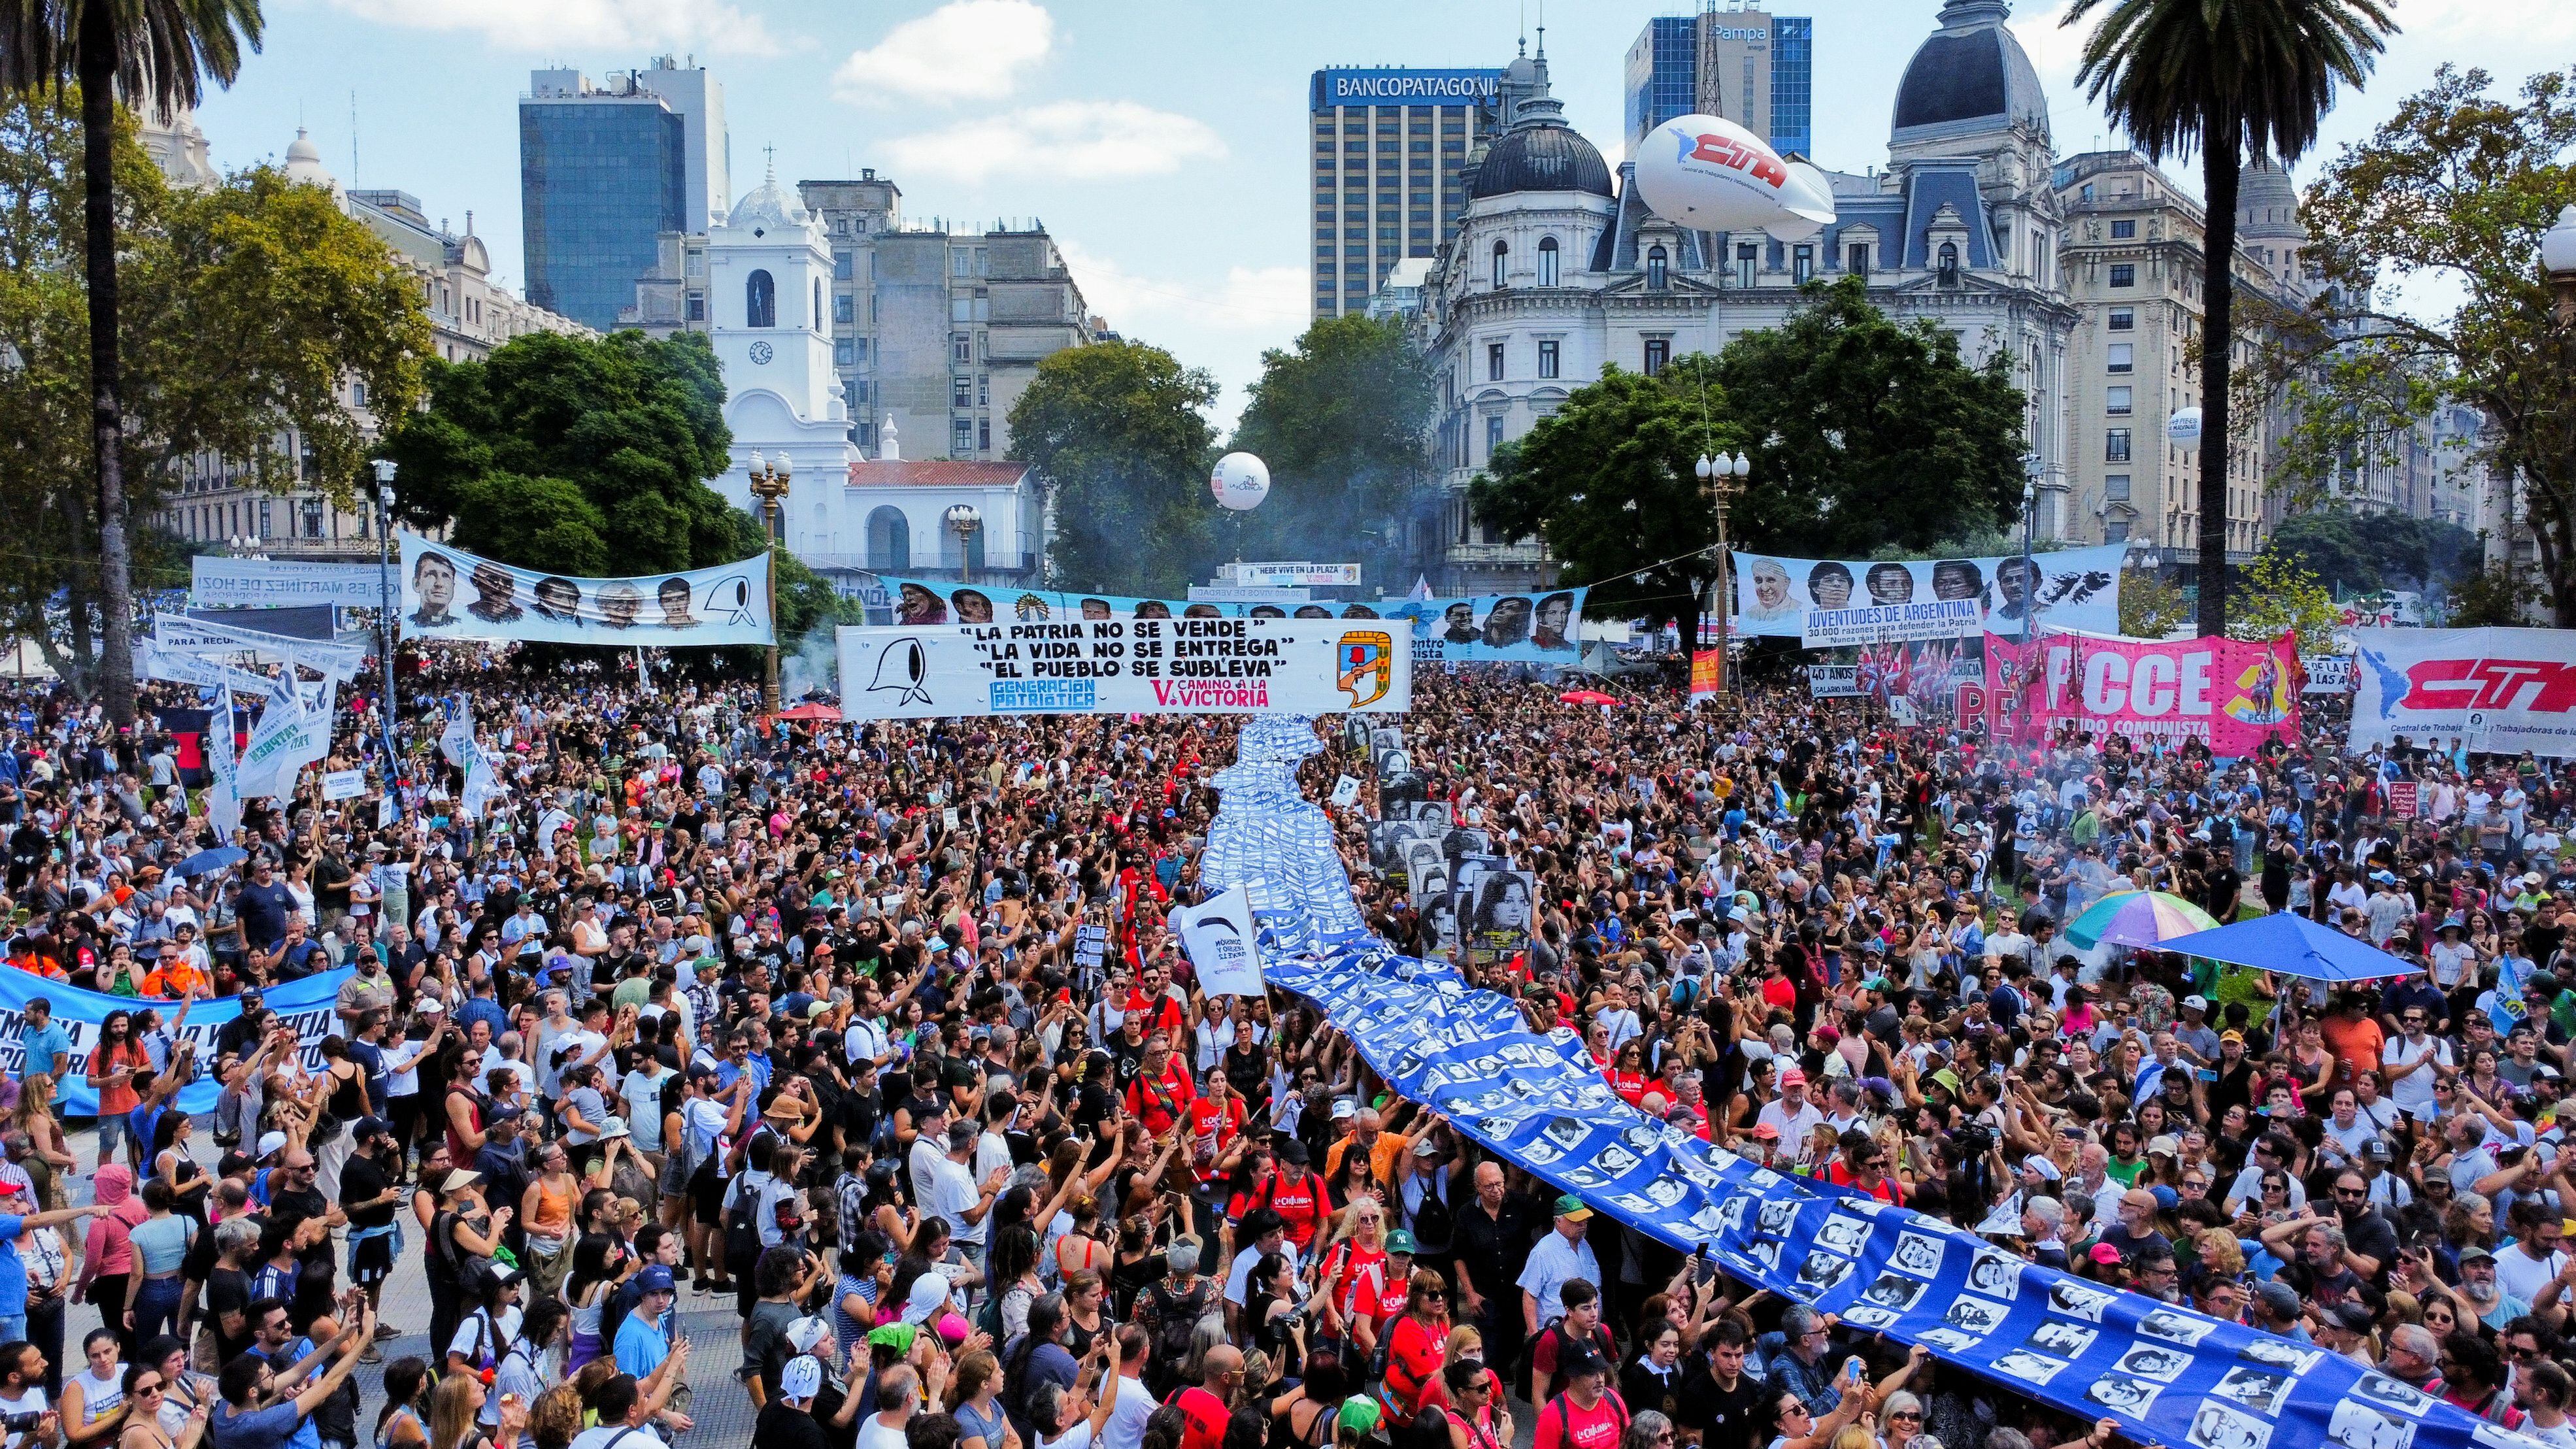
[835,618,1409,718]
[1733,544,2128,641]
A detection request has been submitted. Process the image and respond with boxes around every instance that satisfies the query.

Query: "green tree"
[1228,314,1436,584]
[2228,547,2341,645]
[2255,66,2576,624]
[379,329,743,576]
[2266,508,2483,597]
[0,92,427,693]
[1469,358,1737,647]
[2064,0,2396,639]
[2118,569,2196,637]
[1709,278,2031,558]
[1007,339,1216,596]
[0,0,265,725]
[2445,559,2543,626]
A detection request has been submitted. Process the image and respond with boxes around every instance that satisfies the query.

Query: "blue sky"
[195,0,2561,435]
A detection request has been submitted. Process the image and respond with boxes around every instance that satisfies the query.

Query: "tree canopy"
[1228,314,1437,582]
[2263,508,2481,601]
[1007,339,1217,597]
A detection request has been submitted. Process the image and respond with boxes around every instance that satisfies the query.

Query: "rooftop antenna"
[348,90,359,187]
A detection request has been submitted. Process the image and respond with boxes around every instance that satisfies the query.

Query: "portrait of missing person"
[1183,603,1222,619]
[1294,605,1333,619]
[1080,598,1113,620]
[1932,560,1985,601]
[1440,601,1479,642]
[1890,1233,1942,1276]
[1424,896,1461,958]
[2114,1346,2190,1382]
[1481,596,1533,648]
[1864,561,1916,607]
[656,578,699,629]
[1860,1273,1923,1310]
[1988,1352,2066,1387]
[1989,556,2035,622]
[1136,600,1173,619]
[898,582,948,624]
[2186,1400,2272,1449]
[1470,873,1532,937]
[2212,1368,2289,1416]
[1341,604,1380,619]
[1250,605,1289,619]
[951,589,994,624]
[2086,1378,2159,1416]
[1744,560,1801,622]
[531,576,582,626]
[465,560,525,624]
[2325,1402,2415,1449]
[1806,561,1854,610]
[597,581,644,629]
[409,552,460,627]
[1532,591,1576,650]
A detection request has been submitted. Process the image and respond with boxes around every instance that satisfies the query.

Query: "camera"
[1,1412,47,1433]
[1952,1124,1993,1159]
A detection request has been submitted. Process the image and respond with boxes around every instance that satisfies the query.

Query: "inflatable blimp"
[1210,452,1271,511]
[1633,113,1835,242]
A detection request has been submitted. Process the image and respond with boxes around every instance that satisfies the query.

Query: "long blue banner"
[1384,589,1586,664]
[0,967,356,1116]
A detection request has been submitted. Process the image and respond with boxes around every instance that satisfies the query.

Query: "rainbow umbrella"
[2062,890,2220,950]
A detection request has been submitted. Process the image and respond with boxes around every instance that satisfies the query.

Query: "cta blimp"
[1631,113,1835,242]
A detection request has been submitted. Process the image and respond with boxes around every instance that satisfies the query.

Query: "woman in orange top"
[88,1012,152,1171]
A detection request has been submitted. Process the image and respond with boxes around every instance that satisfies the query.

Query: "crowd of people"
[0,654,2573,1449]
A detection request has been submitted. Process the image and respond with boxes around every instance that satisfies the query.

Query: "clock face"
[748,341,775,365]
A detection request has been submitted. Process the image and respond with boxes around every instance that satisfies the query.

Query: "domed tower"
[280,127,343,205]
[707,158,858,556]
[2236,153,2309,293]
[1886,0,2061,293]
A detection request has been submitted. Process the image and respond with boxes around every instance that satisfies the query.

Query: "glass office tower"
[520,73,690,332]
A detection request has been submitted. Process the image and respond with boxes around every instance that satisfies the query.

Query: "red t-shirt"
[1124,1057,1197,1135]
[1533,1392,1631,1449]
[1185,1095,1246,1186]
[1173,1386,1230,1449]
[1253,1169,1331,1250]
[1382,1312,1446,1423]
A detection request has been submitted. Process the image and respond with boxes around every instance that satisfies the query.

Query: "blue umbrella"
[2160,910,2421,982]
[172,846,246,879]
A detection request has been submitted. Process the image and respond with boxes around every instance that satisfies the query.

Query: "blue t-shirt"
[18,1024,69,1082]
[0,1214,25,1314]
[234,882,295,951]
[209,1397,303,1449]
[612,1309,668,1379]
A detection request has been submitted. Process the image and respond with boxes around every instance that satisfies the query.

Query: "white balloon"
[1632,113,1835,241]
[2166,407,2204,445]
[1210,452,1271,511]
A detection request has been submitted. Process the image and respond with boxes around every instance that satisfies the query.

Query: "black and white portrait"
[1890,1233,1944,1278]
[2138,1308,2218,1347]
[1839,1305,1901,1331]
[2352,1375,2435,1416]
[2326,1403,2416,1449]
[1943,1296,2007,1337]
[1861,1273,1926,1311]
[1967,1250,2021,1299]
[1793,1254,1858,1296]
[1596,1144,1642,1179]
[1990,1352,2068,1388]
[2236,1340,2322,1376]
[2086,1377,2160,1417]
[1815,1216,1869,1256]
[2115,1346,2192,1383]
[1545,1117,1592,1151]
[2187,1401,2274,1449]
[1758,1200,1801,1237]
[1919,1327,1982,1354]
[2049,1281,2115,1322]
[2214,1368,2290,1417]
[2025,1322,2098,1359]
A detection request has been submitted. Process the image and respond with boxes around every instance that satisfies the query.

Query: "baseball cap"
[2330,1303,2377,1336]
[1385,1229,1417,1255]
[415,997,444,1016]
[255,1131,286,1160]
[2362,1138,2393,1159]
[2181,995,2209,1012]
[2458,1246,2496,1265]
[1558,1343,1609,1378]
[1337,1399,1382,1437]
[2254,1281,2302,1316]
[1554,1193,1592,1222]
[1752,1124,1781,1141]
[353,1116,392,1142]
[1330,1097,1358,1121]
[782,1356,824,1403]
[1779,1067,1808,1088]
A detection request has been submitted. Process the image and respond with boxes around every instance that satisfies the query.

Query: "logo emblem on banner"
[1337,631,1394,708]
[868,639,934,707]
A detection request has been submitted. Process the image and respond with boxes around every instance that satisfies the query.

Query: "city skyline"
[192,0,2564,433]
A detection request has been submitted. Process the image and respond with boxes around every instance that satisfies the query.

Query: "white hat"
[600,1116,631,1140]
[2181,995,2209,1012]
[782,1356,824,1403]
[786,1315,833,1354]
[416,997,445,1016]
[255,1131,286,1159]
[902,1273,951,1325]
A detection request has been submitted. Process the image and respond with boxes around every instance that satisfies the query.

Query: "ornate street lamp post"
[1693,450,1750,695]
[746,450,792,713]
[945,503,983,587]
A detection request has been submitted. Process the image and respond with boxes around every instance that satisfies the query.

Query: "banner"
[844,573,1379,627]
[207,693,243,842]
[1460,865,1535,967]
[1386,590,1586,665]
[192,558,386,608]
[152,613,367,678]
[1733,543,2128,641]
[2348,627,2576,757]
[835,618,1410,718]
[1228,562,1361,588]
[233,682,334,800]
[0,968,356,1118]
[1984,631,2299,754]
[1690,650,1722,705]
[1172,884,1264,997]
[397,534,773,646]
[2303,655,2352,695]
[1807,665,1861,697]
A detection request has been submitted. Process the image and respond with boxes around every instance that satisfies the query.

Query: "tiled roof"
[845,460,1031,488]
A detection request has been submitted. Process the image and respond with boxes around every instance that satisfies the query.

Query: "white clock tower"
[708,159,860,559]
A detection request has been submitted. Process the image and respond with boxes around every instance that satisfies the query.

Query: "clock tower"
[708,159,860,559]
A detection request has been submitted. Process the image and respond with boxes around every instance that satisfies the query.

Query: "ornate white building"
[1414,0,2079,591]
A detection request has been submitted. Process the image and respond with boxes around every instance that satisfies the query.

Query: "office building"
[1309,65,1508,320]
[520,61,729,331]
[1623,8,1813,159]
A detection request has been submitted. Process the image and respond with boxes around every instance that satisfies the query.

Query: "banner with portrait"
[1731,544,2128,642]
[834,618,1410,719]
[1458,865,1536,967]
[395,535,773,646]
[1384,589,1587,665]
[843,573,1390,627]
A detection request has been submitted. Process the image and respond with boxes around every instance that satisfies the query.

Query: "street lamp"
[2543,205,2576,324]
[1694,450,1750,696]
[746,450,793,714]
[945,503,983,586]
[373,458,401,818]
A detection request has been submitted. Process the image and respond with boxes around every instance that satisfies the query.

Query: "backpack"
[722,1173,764,1272]
[1407,1167,1454,1251]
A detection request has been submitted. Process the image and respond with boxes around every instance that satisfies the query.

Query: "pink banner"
[1982,631,2300,754]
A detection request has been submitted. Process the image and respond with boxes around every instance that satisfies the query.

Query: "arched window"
[866,506,911,571]
[746,269,775,328]
[814,279,823,329]
[1492,240,1509,288]
[1647,245,1668,290]
[1937,242,1960,286]
[1537,237,1560,287]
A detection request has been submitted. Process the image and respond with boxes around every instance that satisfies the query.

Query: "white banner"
[2349,627,2576,757]
[192,558,386,608]
[834,618,1410,719]
[1733,542,2129,641]
[397,534,772,646]
[206,695,243,843]
[151,613,367,677]
[1227,562,1362,588]
[233,683,332,800]
[2304,654,2352,695]
[321,769,366,801]
[1171,884,1264,997]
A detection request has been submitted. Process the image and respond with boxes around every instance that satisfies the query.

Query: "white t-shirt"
[2494,1242,2570,1305]
[620,1068,672,1150]
[2384,1035,2451,1118]
[1101,1374,1155,1449]
[0,1387,46,1449]
[856,1416,913,1449]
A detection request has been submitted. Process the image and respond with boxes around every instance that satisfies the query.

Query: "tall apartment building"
[1623,8,1815,158]
[1309,66,1507,320]
[2051,150,2309,571]
[520,59,729,332]
[617,167,1099,463]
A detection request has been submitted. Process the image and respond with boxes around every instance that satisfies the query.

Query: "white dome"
[282,127,341,200]
[726,175,809,235]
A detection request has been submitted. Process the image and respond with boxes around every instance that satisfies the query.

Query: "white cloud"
[1055,241,1307,333]
[2390,0,2576,49]
[324,0,780,55]
[2009,0,2091,94]
[881,101,1225,184]
[833,0,1054,106]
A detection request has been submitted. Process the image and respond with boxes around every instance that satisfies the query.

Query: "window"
[1492,241,1508,288]
[1537,340,1559,378]
[979,418,991,450]
[1488,342,1505,381]
[301,497,324,539]
[852,339,868,362]
[1643,338,1669,376]
[2109,307,2135,331]
[2107,386,2133,416]
[2106,474,2132,501]
[867,507,911,571]
[258,498,272,538]
[2109,263,2136,288]
[744,270,775,328]
[1792,244,1813,284]
[1537,237,1559,287]
[954,376,973,408]
[1484,415,1504,459]
[351,381,369,408]
[953,335,972,363]
[2106,429,2132,462]
[2110,219,2136,239]
[814,280,823,329]
[2106,520,2130,542]
[1846,242,1870,275]
[686,292,704,322]
[950,246,969,275]
[954,419,975,454]
[835,251,853,280]
[1647,246,1668,290]
[1735,243,1757,290]
[1937,242,1960,284]
[2108,342,2135,373]
[835,339,855,366]
[834,295,854,324]
[978,375,990,407]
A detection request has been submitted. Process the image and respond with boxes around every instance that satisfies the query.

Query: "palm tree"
[0,0,263,724]
[2063,0,2394,639]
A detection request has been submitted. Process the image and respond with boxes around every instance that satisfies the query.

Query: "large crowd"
[0,654,2574,1449]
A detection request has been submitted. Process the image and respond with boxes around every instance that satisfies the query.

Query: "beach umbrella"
[173,846,246,878]
[2161,911,2422,983]
[1558,690,1622,707]
[2062,890,2220,950]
